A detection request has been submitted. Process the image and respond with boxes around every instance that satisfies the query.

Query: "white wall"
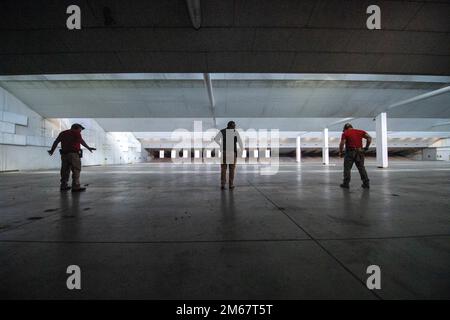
[0,86,143,171]
[71,119,143,166]
[422,148,437,161]
[430,138,450,161]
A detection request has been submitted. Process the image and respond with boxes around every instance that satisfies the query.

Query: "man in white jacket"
[214,121,243,190]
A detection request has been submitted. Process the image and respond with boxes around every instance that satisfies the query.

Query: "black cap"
[71,123,85,130]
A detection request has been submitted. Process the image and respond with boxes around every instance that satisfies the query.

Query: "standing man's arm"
[363,133,372,151]
[339,136,346,158]
[213,131,222,148]
[48,134,62,155]
[236,130,244,151]
[80,139,96,153]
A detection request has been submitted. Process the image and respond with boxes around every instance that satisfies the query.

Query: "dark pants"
[221,154,237,187]
[343,149,369,185]
[61,153,82,188]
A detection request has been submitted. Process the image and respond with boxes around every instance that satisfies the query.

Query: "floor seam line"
[318,234,450,241]
[247,179,383,301]
[0,239,314,244]
[2,234,448,244]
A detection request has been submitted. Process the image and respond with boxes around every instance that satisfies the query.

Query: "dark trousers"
[61,153,82,188]
[343,149,369,185]
[221,163,236,187]
[221,154,237,186]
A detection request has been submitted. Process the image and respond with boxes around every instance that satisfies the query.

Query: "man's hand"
[48,150,54,156]
[88,147,96,153]
[339,151,344,158]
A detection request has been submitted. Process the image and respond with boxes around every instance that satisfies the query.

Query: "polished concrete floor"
[0,160,449,299]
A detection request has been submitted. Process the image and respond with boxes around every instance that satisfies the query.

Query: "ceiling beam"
[431,121,450,128]
[185,0,202,30]
[386,86,450,112]
[203,73,216,128]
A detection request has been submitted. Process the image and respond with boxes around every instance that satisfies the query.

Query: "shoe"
[72,187,86,193]
[221,185,226,190]
[60,186,71,191]
[340,183,349,189]
[361,183,370,189]
[229,185,235,190]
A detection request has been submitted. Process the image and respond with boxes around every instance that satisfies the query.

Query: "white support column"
[159,150,164,159]
[376,112,388,168]
[296,136,301,163]
[322,128,329,165]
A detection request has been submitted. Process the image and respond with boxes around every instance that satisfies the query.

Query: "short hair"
[343,123,353,131]
[227,121,235,128]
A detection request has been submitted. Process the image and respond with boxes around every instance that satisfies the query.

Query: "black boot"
[340,183,349,189]
[60,184,71,191]
[72,185,86,192]
[361,183,370,189]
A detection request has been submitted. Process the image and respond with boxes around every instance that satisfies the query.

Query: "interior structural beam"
[296,136,301,163]
[376,112,389,168]
[185,0,201,30]
[203,73,216,128]
[322,128,329,165]
[386,86,450,112]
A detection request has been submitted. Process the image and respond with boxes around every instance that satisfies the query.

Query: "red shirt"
[58,129,82,153]
[341,129,367,149]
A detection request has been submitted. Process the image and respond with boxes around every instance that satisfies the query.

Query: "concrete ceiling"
[0,0,449,75]
[94,118,450,133]
[1,76,449,122]
[0,73,449,137]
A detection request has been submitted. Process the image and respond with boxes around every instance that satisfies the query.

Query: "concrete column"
[296,136,301,163]
[376,112,388,168]
[322,128,329,165]
[159,150,164,159]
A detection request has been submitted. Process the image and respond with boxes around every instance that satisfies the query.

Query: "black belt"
[60,150,82,157]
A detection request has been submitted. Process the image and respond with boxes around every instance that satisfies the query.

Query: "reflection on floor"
[0,160,449,299]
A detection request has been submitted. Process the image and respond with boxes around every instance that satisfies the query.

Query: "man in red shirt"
[48,123,96,192]
[338,123,372,189]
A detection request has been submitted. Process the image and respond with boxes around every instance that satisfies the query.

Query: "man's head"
[71,123,85,132]
[227,121,236,129]
[343,123,353,131]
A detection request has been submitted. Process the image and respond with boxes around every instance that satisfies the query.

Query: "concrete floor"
[0,160,449,299]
